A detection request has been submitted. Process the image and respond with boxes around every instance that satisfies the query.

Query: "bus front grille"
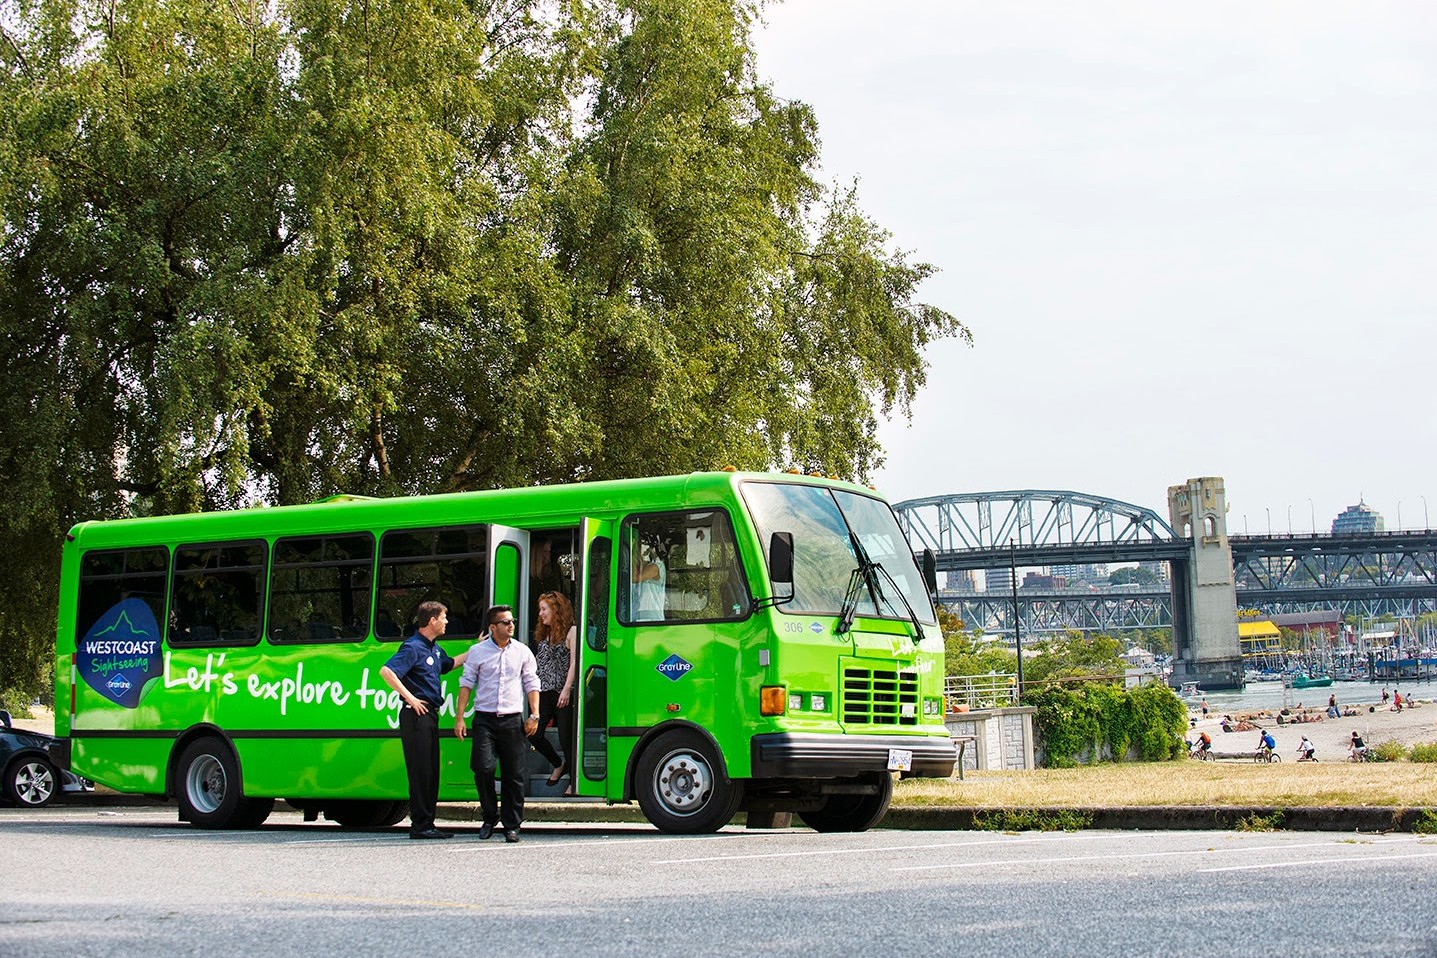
[842,667,919,726]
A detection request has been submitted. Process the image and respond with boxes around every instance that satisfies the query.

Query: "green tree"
[1023,631,1126,685]
[1108,566,1160,588]
[0,0,969,700]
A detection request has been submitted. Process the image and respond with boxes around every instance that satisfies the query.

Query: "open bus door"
[573,518,611,796]
[488,525,530,634]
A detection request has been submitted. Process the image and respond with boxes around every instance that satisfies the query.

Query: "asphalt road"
[6,806,1437,957]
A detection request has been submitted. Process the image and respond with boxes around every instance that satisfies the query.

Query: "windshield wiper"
[835,539,925,643]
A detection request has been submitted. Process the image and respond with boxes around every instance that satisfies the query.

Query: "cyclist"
[1190,731,1212,759]
[1350,731,1368,762]
[1296,735,1317,761]
[1257,729,1277,761]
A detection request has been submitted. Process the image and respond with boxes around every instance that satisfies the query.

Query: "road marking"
[654,832,1102,865]
[892,838,1423,872]
[1199,851,1437,873]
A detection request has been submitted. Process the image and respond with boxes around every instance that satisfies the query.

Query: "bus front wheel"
[635,729,742,834]
[797,772,893,833]
[176,738,273,829]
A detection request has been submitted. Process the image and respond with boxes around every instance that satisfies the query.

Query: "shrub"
[1236,810,1286,832]
[1407,742,1437,763]
[1415,810,1437,835]
[1371,739,1408,763]
[1027,682,1187,766]
[974,808,1093,832]
[0,687,35,719]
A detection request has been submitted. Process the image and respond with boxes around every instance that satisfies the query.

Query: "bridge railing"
[944,673,1019,711]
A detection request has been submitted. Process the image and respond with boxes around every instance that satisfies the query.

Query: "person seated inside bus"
[1190,731,1211,757]
[631,540,666,621]
[1349,731,1367,761]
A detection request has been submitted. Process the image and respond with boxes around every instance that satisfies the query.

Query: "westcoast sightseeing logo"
[656,653,693,682]
[76,598,163,709]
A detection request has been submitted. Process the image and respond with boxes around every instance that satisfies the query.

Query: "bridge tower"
[1167,478,1243,690]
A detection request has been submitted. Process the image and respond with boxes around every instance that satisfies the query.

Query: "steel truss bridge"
[894,491,1437,635]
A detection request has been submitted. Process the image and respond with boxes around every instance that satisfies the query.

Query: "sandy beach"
[1190,688,1436,760]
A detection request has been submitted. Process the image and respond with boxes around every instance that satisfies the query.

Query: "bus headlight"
[760,686,787,716]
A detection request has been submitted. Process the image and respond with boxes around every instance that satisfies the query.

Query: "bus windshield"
[742,482,936,625]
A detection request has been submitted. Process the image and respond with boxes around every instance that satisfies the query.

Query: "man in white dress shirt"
[455,605,540,842]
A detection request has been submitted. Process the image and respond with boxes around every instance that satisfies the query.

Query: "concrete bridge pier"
[1168,477,1244,691]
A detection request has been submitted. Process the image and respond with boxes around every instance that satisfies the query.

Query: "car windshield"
[742,481,936,625]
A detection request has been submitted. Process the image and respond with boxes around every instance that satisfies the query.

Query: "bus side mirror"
[922,548,938,597]
[769,532,795,599]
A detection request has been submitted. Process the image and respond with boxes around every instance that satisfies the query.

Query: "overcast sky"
[754,1,1436,534]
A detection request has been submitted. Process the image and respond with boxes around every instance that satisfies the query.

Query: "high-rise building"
[1331,500,1384,534]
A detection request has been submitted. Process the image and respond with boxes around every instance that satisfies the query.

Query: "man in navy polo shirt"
[380,600,466,839]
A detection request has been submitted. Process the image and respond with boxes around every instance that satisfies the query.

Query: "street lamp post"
[1287,505,1293,536]
[1397,501,1403,531]
[1010,539,1023,704]
[1309,498,1316,535]
[1424,495,1430,530]
[1265,507,1271,534]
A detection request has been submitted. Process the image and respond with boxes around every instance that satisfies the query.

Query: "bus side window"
[169,542,266,647]
[268,533,374,644]
[376,525,489,641]
[619,511,750,624]
[77,548,169,645]
[586,537,611,651]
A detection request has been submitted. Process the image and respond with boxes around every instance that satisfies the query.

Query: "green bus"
[52,471,955,833]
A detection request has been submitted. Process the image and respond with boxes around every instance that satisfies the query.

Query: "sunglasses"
[493,619,515,627]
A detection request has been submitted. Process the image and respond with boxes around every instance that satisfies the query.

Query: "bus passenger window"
[268,534,374,644]
[619,511,750,625]
[77,548,168,645]
[170,542,266,646]
[376,526,489,640]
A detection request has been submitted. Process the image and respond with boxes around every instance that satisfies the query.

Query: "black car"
[1,710,92,807]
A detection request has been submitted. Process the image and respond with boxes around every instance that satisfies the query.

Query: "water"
[1189,680,1386,715]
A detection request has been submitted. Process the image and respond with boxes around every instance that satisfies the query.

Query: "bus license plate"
[886,748,913,772]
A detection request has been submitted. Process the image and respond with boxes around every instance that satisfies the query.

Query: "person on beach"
[1258,729,1276,760]
[1349,731,1368,762]
[1382,687,1389,705]
[1297,735,1317,761]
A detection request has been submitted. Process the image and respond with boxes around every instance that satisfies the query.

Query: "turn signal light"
[760,686,787,716]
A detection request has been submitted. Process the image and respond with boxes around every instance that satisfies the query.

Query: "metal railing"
[943,673,1019,711]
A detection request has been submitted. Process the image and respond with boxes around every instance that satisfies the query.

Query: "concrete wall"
[944,706,1036,773]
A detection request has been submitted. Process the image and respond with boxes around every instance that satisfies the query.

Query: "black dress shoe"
[478,822,495,840]
[409,828,453,840]
[504,829,520,843]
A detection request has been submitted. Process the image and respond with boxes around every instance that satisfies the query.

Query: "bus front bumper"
[750,732,956,779]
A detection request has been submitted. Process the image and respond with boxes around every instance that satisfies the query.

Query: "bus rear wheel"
[324,799,408,828]
[635,729,742,834]
[797,772,893,833]
[176,738,272,829]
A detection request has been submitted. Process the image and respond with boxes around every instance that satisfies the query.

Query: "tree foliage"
[0,0,968,697]
[1022,631,1126,685]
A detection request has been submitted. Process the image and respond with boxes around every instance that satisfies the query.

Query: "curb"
[884,805,1437,833]
[53,794,1435,833]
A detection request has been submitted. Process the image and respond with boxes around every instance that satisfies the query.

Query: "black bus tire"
[176,738,268,829]
[635,729,742,834]
[798,772,893,833]
[325,799,403,828]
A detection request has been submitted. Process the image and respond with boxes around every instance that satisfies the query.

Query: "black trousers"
[399,705,440,834]
[471,711,527,829]
[528,688,575,773]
